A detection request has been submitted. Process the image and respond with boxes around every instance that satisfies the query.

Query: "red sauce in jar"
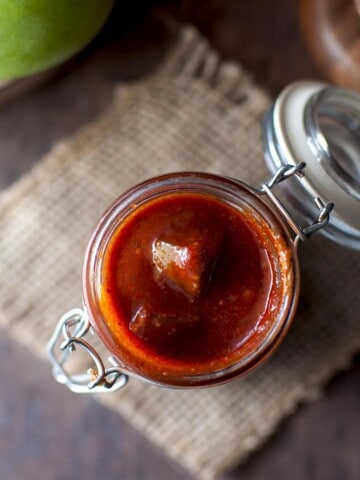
[98,191,292,385]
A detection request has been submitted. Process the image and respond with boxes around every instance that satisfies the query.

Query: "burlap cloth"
[0,26,359,480]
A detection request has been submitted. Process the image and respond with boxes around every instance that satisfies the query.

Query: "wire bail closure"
[47,308,128,394]
[259,162,334,247]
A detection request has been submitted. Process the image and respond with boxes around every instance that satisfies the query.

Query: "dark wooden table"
[1,1,359,479]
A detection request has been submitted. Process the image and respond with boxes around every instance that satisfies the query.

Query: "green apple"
[0,0,114,80]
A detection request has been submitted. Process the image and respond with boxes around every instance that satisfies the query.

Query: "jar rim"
[82,172,300,387]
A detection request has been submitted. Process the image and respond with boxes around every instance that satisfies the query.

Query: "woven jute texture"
[1,26,359,480]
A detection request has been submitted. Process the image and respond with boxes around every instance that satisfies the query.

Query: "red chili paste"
[99,192,290,383]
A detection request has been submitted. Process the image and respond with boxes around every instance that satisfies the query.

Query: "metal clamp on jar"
[47,81,360,394]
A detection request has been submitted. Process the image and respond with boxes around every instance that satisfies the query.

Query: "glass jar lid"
[263,81,360,249]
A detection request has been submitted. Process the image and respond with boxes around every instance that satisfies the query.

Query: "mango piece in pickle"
[151,229,223,300]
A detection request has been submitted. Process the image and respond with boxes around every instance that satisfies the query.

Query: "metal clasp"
[260,162,334,247]
[47,308,128,394]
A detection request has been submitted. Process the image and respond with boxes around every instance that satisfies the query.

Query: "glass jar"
[48,81,360,393]
[82,173,299,388]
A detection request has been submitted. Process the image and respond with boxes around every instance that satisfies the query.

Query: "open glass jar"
[47,81,360,393]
